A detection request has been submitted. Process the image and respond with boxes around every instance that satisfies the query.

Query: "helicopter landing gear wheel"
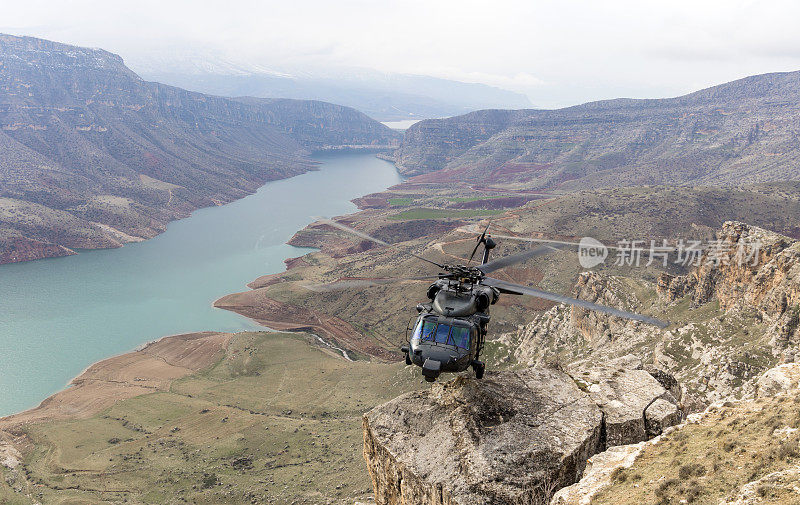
[472,360,485,380]
[401,346,412,366]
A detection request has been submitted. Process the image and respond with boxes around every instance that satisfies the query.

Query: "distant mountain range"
[393,70,800,189]
[130,52,532,121]
[0,34,399,264]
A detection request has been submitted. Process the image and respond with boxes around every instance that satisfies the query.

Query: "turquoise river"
[0,152,402,416]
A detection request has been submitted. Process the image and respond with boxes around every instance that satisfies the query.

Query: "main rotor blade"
[304,276,434,292]
[482,277,669,328]
[477,244,563,274]
[467,221,491,264]
[315,218,446,269]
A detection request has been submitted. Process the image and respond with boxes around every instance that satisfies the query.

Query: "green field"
[387,197,414,206]
[0,332,424,505]
[447,195,514,203]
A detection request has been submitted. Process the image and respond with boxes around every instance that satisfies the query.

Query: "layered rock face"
[363,364,681,505]
[505,222,800,410]
[658,221,800,361]
[394,70,800,189]
[571,360,681,447]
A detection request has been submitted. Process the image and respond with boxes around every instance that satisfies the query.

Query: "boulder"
[570,365,681,446]
[755,362,800,397]
[363,364,685,505]
[363,368,604,505]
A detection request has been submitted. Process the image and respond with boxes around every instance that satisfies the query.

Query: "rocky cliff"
[504,222,799,411]
[558,362,800,505]
[658,221,800,362]
[394,70,800,189]
[0,33,400,264]
[363,360,681,505]
[363,221,800,504]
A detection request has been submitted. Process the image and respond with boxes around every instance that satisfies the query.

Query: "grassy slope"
[0,332,423,505]
[592,392,800,505]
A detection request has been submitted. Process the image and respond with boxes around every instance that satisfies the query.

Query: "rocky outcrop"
[658,221,800,361]
[755,362,800,397]
[504,222,800,411]
[363,364,681,505]
[550,442,646,505]
[506,272,660,369]
[570,361,681,447]
[657,221,800,310]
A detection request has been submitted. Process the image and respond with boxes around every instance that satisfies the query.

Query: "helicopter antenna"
[467,221,491,264]
[314,218,447,269]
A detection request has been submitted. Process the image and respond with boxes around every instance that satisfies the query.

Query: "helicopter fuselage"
[402,278,498,381]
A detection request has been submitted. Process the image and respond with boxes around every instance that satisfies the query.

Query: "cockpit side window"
[449,326,470,349]
[414,319,437,342]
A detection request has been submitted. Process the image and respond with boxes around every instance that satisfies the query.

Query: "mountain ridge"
[393,69,800,189]
[0,33,400,264]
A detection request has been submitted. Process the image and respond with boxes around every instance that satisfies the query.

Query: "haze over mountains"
[0,34,398,264]
[130,51,533,121]
[394,70,800,189]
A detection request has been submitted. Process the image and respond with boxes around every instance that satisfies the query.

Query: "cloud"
[2,0,800,108]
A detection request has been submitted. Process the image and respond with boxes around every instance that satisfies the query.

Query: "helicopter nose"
[422,358,442,382]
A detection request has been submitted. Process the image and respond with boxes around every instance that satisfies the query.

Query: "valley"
[0,34,399,265]
[0,152,401,417]
[3,30,800,505]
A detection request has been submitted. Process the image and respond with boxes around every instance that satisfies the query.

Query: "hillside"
[0,34,400,264]
[560,365,800,505]
[0,331,422,505]
[393,70,800,189]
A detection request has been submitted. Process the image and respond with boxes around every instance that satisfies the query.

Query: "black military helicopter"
[312,219,668,382]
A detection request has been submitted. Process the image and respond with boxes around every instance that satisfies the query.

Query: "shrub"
[201,473,218,489]
[678,463,706,479]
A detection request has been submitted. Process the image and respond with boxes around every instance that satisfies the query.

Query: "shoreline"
[0,147,396,267]
[0,331,234,428]
[0,151,399,422]
[0,167,312,267]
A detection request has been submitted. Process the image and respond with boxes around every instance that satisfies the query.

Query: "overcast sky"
[2,0,800,108]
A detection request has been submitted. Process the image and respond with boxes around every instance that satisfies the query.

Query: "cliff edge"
[363,361,681,505]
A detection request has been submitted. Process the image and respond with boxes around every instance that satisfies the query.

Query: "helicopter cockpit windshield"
[412,317,471,349]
